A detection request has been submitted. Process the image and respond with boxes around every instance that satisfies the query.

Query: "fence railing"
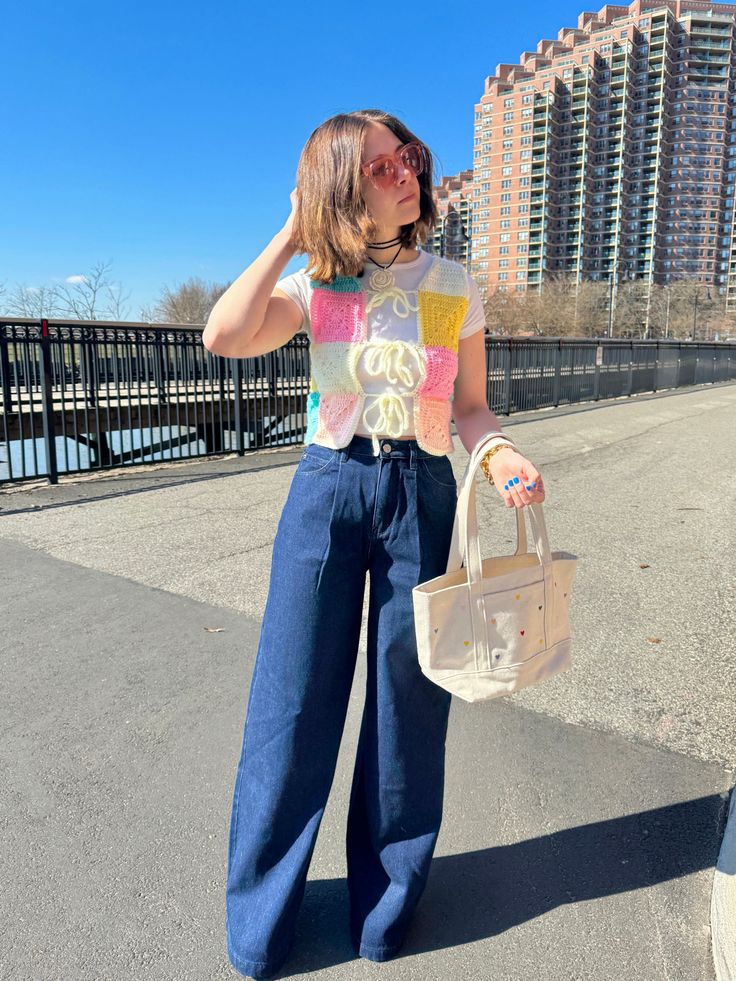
[1,317,734,485]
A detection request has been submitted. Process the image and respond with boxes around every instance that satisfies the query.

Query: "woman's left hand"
[484,449,545,509]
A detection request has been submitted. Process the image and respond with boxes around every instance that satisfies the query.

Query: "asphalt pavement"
[2,381,735,981]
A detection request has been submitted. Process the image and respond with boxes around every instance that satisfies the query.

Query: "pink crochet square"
[310,289,366,343]
[314,392,363,445]
[414,396,453,454]
[417,346,458,400]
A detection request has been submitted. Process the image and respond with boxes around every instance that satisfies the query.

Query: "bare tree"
[140,276,230,325]
[39,259,131,320]
[478,274,736,341]
[660,278,718,340]
[573,278,608,337]
[2,283,63,319]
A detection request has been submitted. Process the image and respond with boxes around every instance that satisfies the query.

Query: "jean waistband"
[334,434,448,463]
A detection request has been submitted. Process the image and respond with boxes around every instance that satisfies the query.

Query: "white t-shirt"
[274,249,486,443]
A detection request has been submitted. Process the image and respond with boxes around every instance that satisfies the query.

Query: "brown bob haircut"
[289,109,439,285]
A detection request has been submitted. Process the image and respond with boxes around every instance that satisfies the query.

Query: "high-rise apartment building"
[426,170,474,267]
[471,0,736,310]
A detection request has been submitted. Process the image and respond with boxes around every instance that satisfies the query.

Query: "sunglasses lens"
[367,143,425,187]
[401,143,423,174]
[371,159,394,186]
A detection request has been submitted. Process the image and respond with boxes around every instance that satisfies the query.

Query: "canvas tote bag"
[412,433,579,702]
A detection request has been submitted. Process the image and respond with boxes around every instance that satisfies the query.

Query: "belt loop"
[409,442,417,471]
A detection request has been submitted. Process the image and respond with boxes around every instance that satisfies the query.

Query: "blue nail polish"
[513,476,520,485]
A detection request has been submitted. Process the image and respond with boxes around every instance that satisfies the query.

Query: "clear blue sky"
[3,0,588,320]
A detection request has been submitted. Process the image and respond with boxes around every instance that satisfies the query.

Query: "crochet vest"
[304,255,470,457]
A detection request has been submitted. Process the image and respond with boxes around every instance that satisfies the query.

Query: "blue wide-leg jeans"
[225,434,458,979]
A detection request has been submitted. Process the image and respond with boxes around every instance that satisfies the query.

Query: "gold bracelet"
[479,442,520,485]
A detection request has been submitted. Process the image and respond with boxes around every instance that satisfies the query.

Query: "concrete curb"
[712,782,736,980]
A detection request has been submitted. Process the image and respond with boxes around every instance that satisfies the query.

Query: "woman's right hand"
[281,187,299,245]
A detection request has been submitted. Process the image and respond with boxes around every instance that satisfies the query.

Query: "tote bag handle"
[446,433,553,584]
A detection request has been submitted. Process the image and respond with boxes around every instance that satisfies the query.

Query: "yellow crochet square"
[417,292,469,351]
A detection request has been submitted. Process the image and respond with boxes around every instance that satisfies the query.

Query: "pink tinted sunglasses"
[360,141,426,190]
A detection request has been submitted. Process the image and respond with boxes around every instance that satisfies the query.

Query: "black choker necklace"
[366,242,404,272]
[366,235,402,247]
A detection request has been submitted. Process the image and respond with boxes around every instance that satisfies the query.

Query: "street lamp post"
[693,290,699,340]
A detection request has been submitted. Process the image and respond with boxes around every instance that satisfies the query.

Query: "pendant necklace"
[364,235,404,292]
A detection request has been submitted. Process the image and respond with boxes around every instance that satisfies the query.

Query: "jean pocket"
[419,456,457,489]
[296,443,338,477]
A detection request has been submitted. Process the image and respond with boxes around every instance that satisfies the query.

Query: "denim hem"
[227,937,291,979]
[350,927,406,961]
[357,938,406,961]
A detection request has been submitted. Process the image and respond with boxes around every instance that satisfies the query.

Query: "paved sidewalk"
[2,383,735,980]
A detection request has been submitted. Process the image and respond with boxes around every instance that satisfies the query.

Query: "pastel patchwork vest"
[304,255,469,456]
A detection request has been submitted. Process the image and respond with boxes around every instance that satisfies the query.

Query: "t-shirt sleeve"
[459,271,487,339]
[273,267,311,336]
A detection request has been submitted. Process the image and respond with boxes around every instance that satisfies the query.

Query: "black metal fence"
[1,317,734,486]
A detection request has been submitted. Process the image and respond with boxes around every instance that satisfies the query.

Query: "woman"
[203,108,545,980]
